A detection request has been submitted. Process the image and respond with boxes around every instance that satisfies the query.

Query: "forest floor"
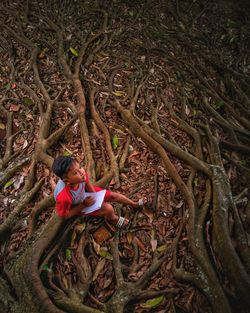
[0,1,250,313]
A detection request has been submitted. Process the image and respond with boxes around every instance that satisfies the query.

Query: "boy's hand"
[83,196,96,207]
[80,168,87,181]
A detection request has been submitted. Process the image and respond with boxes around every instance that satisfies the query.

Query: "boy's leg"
[93,187,147,208]
[105,192,144,208]
[89,202,129,226]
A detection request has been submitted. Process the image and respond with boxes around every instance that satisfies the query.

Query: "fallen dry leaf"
[92,239,101,254]
[44,168,50,177]
[13,176,24,190]
[22,140,28,149]
[127,232,133,245]
[134,236,147,252]
[10,104,20,112]
[128,150,140,158]
[92,258,106,281]
[0,122,6,130]
[150,239,157,252]
[103,277,112,289]
[75,223,86,234]
[93,226,112,245]
[70,230,77,247]
[143,207,154,223]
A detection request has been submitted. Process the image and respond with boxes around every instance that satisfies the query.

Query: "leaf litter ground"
[1,0,249,312]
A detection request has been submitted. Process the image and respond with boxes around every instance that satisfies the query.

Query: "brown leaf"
[10,104,20,112]
[103,277,112,288]
[185,105,190,116]
[70,230,77,247]
[92,258,106,281]
[166,260,172,270]
[176,201,183,209]
[75,223,86,234]
[150,239,157,252]
[127,232,133,245]
[13,175,24,190]
[134,236,147,252]
[22,140,28,149]
[143,207,154,223]
[129,158,141,166]
[109,178,116,186]
[93,226,112,245]
[105,110,112,117]
[27,114,33,120]
[170,184,176,194]
[0,122,5,130]
[92,239,100,254]
[128,150,140,158]
[44,168,50,177]
[38,48,47,59]
[62,276,68,289]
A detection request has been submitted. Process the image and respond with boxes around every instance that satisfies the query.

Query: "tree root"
[211,166,250,307]
[0,156,30,187]
[4,215,65,313]
[0,178,44,241]
[110,100,233,313]
[89,87,120,188]
[28,195,55,235]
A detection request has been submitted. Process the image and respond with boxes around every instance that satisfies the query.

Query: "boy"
[52,156,146,228]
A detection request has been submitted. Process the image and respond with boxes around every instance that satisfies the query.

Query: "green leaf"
[214,101,224,109]
[128,10,134,17]
[193,178,198,187]
[4,83,10,90]
[63,149,73,156]
[65,248,72,261]
[69,47,78,57]
[113,91,125,97]
[239,160,247,166]
[23,97,34,106]
[42,264,53,272]
[112,134,119,150]
[4,180,14,188]
[157,244,168,253]
[99,249,113,260]
[140,295,164,308]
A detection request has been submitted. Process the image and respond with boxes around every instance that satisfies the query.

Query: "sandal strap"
[138,198,144,206]
[117,216,125,228]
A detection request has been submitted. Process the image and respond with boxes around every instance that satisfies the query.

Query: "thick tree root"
[4,215,65,313]
[0,178,44,241]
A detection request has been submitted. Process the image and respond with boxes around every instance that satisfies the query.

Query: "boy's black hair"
[52,156,75,179]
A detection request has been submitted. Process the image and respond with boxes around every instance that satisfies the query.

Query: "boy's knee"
[102,202,114,213]
[108,192,119,202]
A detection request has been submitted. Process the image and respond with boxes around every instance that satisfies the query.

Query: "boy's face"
[64,161,86,185]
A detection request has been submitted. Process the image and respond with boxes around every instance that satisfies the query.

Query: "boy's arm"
[84,171,96,192]
[85,180,95,192]
[66,203,85,218]
[64,196,96,219]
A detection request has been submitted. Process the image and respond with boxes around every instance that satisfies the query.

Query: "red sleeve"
[55,190,72,217]
[85,172,89,184]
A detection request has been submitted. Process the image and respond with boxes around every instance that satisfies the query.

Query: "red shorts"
[83,186,110,217]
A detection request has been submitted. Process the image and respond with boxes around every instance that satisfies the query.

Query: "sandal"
[116,216,130,229]
[138,196,149,207]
